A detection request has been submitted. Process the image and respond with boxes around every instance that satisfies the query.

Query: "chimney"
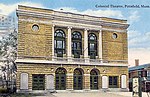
[135,59,139,66]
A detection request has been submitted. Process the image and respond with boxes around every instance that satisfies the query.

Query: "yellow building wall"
[102,30,128,62]
[18,16,53,59]
[16,64,128,90]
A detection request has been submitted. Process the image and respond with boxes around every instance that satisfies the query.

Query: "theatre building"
[16,5,129,92]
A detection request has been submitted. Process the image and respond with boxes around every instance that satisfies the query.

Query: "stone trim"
[17,9,129,29]
[84,74,90,76]
[15,59,128,67]
[20,73,28,90]
[18,18,127,33]
[66,73,73,76]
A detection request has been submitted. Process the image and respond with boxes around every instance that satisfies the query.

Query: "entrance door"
[32,74,45,90]
[55,68,66,90]
[73,69,83,90]
[90,70,98,89]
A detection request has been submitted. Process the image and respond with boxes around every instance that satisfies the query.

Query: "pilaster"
[67,27,72,61]
[52,25,55,59]
[84,74,90,90]
[98,30,103,60]
[84,29,89,62]
[66,73,73,90]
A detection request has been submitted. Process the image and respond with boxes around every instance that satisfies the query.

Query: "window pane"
[63,41,65,49]
[57,32,62,37]
[90,43,95,50]
[57,41,62,48]
[114,77,118,85]
[109,77,112,85]
[90,36,95,40]
[77,43,81,49]
[54,40,56,48]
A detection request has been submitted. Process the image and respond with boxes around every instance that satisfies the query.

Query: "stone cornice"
[15,59,128,67]
[17,9,129,30]
[18,18,127,33]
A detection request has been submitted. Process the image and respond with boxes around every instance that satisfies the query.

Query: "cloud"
[128,30,150,48]
[0,2,44,15]
[55,7,123,18]
[127,11,140,24]
[128,48,150,67]
[128,30,141,40]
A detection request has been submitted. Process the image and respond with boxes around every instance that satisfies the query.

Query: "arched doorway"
[55,67,66,90]
[73,68,84,90]
[90,69,99,89]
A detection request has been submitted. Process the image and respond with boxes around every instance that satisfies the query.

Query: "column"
[67,27,72,61]
[28,74,32,91]
[84,29,89,62]
[98,30,102,60]
[52,25,55,58]
[66,73,73,90]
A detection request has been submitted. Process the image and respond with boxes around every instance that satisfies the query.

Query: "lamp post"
[138,71,142,97]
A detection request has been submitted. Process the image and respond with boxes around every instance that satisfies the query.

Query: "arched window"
[72,31,82,58]
[88,33,97,59]
[54,29,66,57]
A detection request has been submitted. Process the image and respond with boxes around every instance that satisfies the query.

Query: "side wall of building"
[102,30,128,61]
[18,16,53,59]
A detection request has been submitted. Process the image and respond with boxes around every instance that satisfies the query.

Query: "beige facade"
[16,5,129,92]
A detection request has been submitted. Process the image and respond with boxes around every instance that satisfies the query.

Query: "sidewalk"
[33,92,150,97]
[52,92,130,97]
[110,92,150,97]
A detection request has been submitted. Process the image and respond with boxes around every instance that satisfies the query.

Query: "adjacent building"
[0,14,15,39]
[129,60,150,92]
[16,5,129,92]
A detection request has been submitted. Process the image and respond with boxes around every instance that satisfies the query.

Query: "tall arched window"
[72,31,82,58]
[54,29,66,57]
[88,33,97,59]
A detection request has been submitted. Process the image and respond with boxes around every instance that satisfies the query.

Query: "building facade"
[129,63,150,92]
[16,5,129,92]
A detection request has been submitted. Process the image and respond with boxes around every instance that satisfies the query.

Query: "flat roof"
[129,63,150,71]
[18,5,127,23]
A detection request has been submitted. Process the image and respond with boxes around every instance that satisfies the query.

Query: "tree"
[0,28,17,89]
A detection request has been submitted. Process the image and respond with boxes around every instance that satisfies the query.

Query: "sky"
[0,0,150,67]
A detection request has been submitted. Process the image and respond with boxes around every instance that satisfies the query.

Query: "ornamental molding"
[15,59,128,67]
[17,10,129,29]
